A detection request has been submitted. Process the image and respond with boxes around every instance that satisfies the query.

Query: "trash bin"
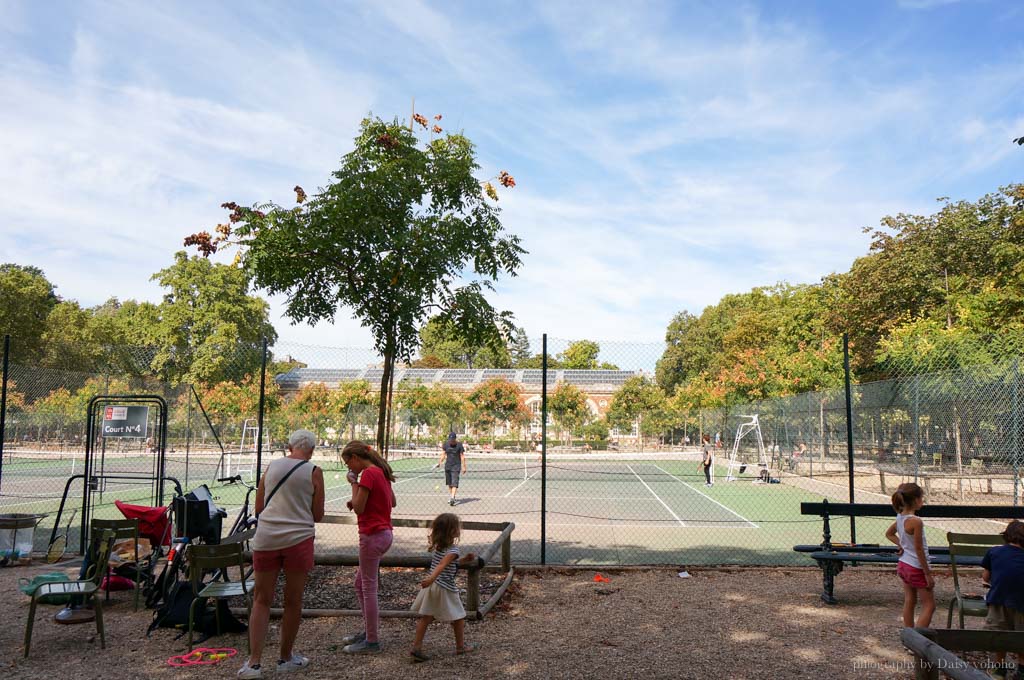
[0,513,48,560]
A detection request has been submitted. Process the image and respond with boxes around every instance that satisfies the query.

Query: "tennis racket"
[46,509,76,564]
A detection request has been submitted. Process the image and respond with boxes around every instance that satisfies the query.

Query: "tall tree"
[606,376,666,449]
[466,378,530,445]
[149,251,276,386]
[548,382,591,444]
[0,264,58,360]
[187,114,523,454]
[417,316,511,368]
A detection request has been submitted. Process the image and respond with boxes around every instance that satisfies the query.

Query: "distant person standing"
[714,431,722,450]
[701,434,714,487]
[437,432,467,507]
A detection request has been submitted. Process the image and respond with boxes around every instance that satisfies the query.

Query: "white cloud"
[0,0,1020,367]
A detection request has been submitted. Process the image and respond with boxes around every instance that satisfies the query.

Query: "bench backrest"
[801,502,1024,520]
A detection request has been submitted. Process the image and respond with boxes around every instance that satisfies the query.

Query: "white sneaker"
[277,653,310,673]
[237,661,262,679]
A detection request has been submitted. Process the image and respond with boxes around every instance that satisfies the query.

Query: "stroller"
[115,500,172,606]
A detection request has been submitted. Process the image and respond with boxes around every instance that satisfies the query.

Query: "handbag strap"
[260,460,309,516]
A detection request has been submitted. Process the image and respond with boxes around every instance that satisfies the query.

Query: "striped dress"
[410,546,466,621]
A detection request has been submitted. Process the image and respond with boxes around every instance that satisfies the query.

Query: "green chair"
[24,530,117,657]
[946,531,1003,629]
[187,542,254,652]
[91,517,141,610]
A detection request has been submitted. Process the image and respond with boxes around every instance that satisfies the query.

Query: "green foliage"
[398,380,467,437]
[548,382,591,442]
[606,376,666,444]
[466,378,530,442]
[417,316,511,368]
[0,263,58,360]
[656,183,1024,406]
[199,114,524,451]
[148,251,276,385]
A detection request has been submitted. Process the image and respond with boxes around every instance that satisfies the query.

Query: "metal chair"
[187,542,254,651]
[946,531,1003,629]
[24,530,117,657]
[91,517,141,610]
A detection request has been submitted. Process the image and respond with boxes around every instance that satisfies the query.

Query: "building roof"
[275,367,639,391]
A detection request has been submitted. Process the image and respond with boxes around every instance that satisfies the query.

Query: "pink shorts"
[252,536,315,573]
[897,561,929,589]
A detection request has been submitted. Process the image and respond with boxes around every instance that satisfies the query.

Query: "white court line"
[626,464,686,527]
[324,468,438,507]
[394,492,668,502]
[653,463,759,528]
[504,470,540,497]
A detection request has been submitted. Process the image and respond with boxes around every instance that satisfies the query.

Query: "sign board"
[101,405,149,439]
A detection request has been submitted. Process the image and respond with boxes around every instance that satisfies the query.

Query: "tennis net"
[386,450,706,482]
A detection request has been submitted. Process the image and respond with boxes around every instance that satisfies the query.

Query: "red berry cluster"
[294,185,307,203]
[376,133,399,149]
[413,113,429,129]
[498,171,516,188]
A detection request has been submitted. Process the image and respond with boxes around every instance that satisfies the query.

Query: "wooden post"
[879,469,887,495]
[466,567,480,612]
[502,532,511,572]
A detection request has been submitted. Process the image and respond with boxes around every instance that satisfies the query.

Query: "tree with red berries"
[186,114,523,454]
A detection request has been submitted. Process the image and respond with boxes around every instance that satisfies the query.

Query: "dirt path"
[0,561,989,679]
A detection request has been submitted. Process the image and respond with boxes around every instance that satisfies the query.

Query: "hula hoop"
[167,647,238,667]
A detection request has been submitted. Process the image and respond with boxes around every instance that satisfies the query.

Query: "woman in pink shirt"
[340,441,396,654]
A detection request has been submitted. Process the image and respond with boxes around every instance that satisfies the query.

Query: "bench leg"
[816,559,843,605]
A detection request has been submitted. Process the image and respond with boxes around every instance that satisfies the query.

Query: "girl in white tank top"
[885,482,935,628]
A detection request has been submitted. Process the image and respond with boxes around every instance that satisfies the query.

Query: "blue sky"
[1,0,1021,359]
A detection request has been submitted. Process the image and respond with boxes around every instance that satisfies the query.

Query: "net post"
[843,333,856,543]
[541,333,548,566]
[256,337,269,485]
[0,334,8,496]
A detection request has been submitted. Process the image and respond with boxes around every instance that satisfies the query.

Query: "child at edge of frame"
[981,520,1024,680]
[408,512,480,662]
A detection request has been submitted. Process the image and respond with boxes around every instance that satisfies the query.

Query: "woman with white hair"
[239,429,325,679]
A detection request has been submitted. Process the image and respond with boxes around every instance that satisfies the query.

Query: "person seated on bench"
[981,520,1024,679]
[885,483,935,628]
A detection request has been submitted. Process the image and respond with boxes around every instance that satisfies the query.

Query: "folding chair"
[187,542,254,652]
[946,531,1003,629]
[24,530,117,657]
[91,518,141,610]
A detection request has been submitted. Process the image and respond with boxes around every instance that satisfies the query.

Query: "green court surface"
[0,450,1007,565]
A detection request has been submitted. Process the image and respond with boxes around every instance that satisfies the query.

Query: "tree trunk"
[376,348,394,455]
[385,359,397,457]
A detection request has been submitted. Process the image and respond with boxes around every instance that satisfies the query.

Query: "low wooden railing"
[241,515,515,621]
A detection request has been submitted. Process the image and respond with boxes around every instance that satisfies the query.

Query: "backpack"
[147,580,247,641]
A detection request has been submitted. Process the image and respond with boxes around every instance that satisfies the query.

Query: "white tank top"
[896,512,929,568]
[250,457,316,551]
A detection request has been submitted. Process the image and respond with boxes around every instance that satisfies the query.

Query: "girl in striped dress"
[409,513,479,662]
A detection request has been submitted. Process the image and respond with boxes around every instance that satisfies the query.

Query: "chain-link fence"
[2,334,1021,565]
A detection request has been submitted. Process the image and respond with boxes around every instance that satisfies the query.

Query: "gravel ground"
[0,560,1002,679]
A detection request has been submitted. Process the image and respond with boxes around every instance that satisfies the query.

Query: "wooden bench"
[794,500,1024,604]
[902,627,1024,680]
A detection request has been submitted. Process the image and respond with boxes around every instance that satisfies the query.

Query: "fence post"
[256,337,268,484]
[1011,358,1019,507]
[0,335,9,496]
[843,333,857,543]
[912,374,921,484]
[541,333,548,566]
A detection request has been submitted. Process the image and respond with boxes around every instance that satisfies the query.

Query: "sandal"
[409,649,430,663]
[456,642,480,655]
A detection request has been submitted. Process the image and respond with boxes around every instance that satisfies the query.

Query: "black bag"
[147,580,247,641]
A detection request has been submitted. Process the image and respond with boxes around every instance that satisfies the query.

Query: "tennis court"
[0,448,992,565]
